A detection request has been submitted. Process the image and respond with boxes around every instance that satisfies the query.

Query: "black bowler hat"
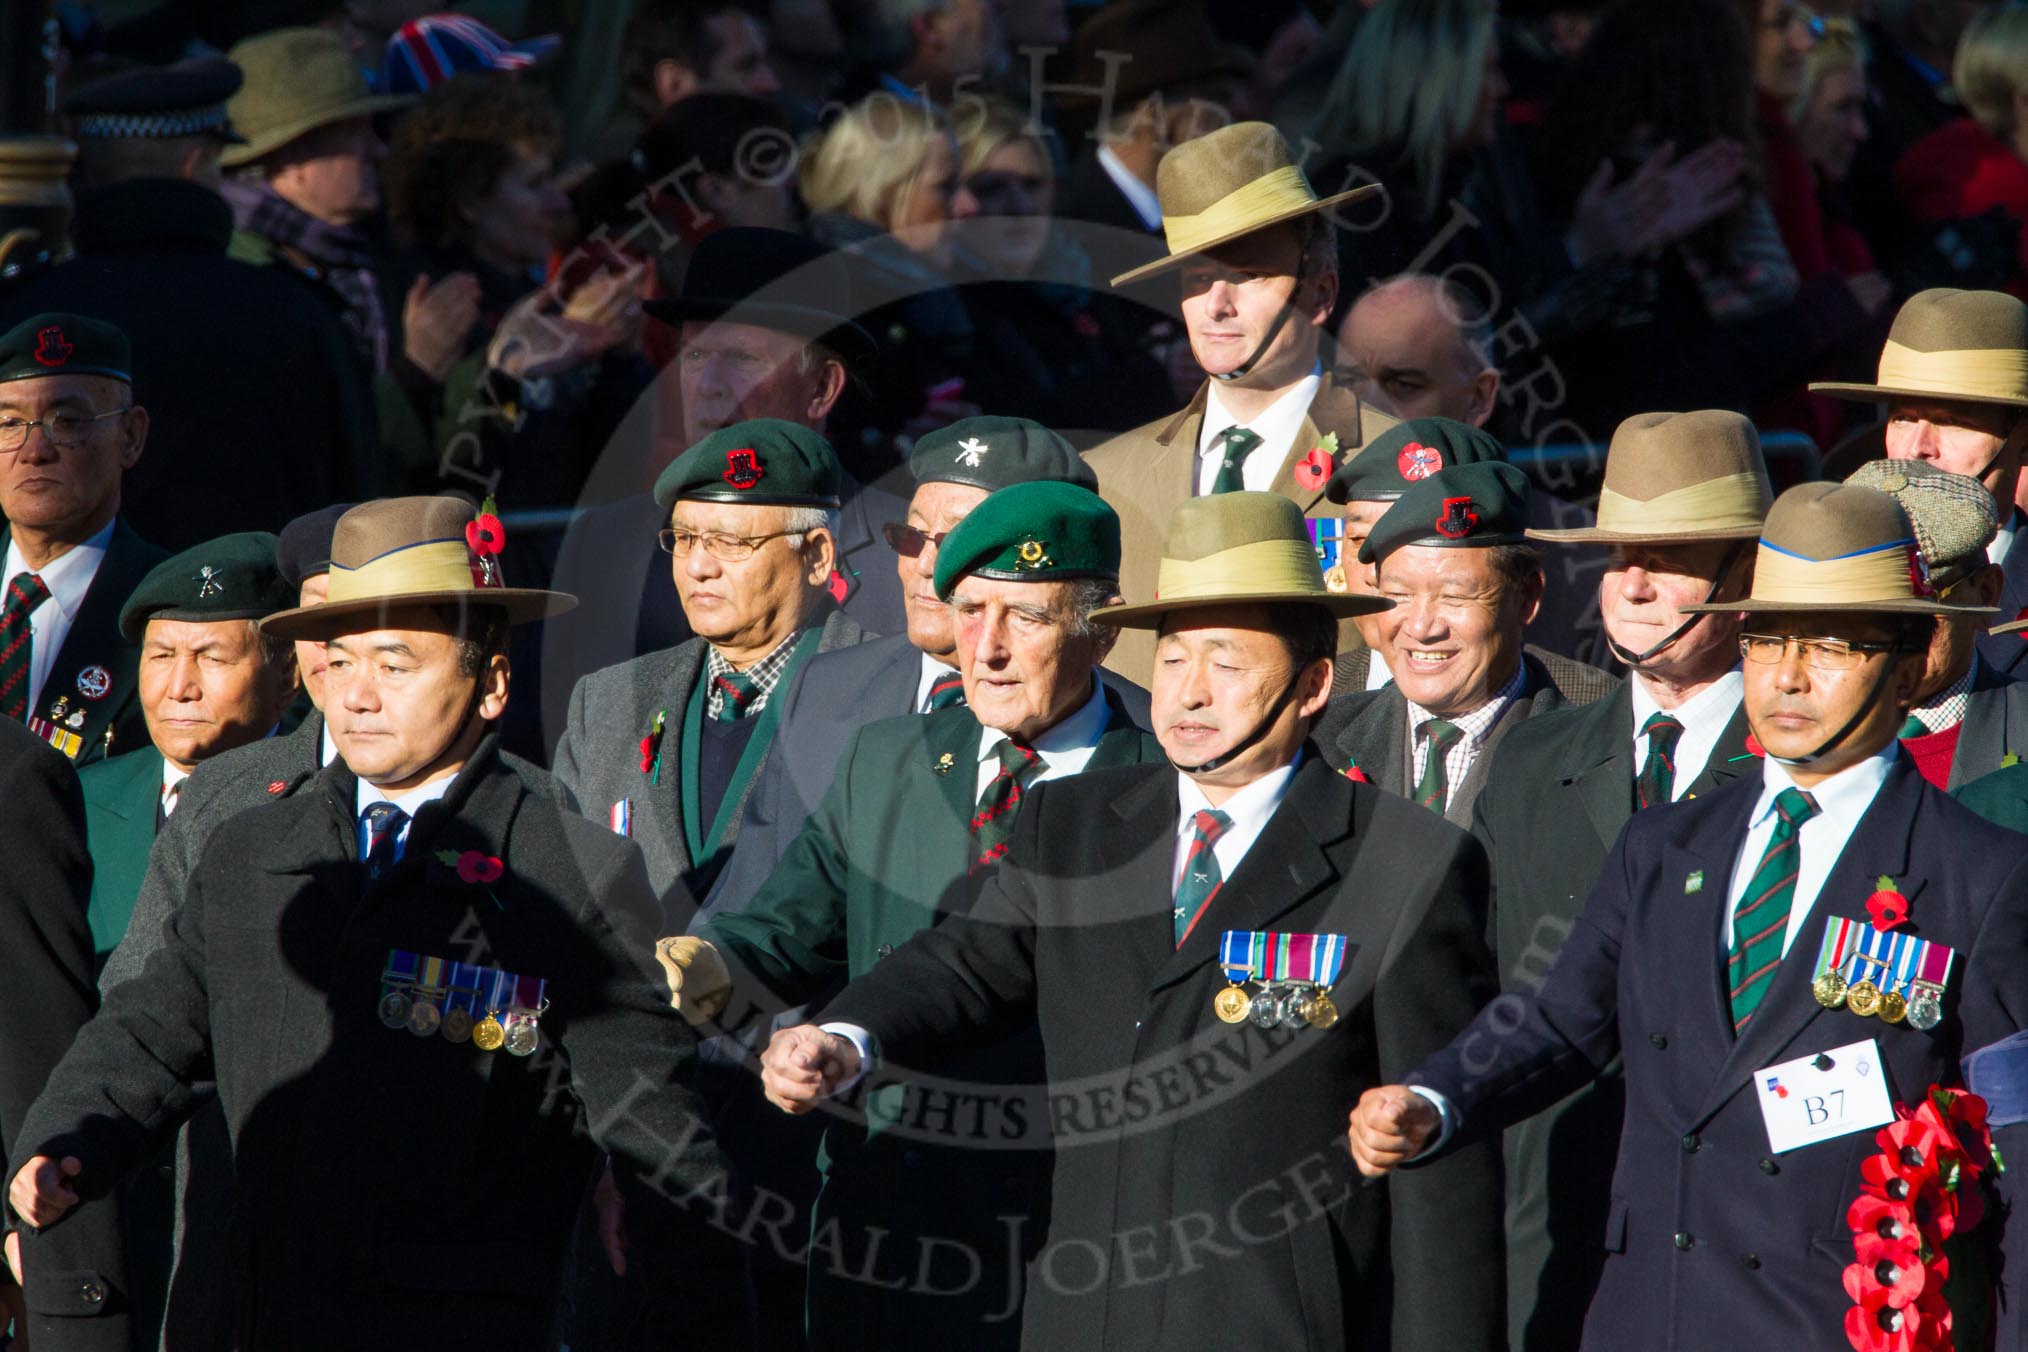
[642,228,875,370]
[275,502,358,589]
[62,57,247,143]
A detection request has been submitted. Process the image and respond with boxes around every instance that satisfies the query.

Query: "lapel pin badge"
[1685,870,1704,895]
[934,752,955,775]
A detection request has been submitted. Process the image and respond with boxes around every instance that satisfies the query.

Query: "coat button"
[1650,1034,1668,1050]
[1742,1253,1761,1270]
[877,944,894,960]
[1674,1232,1694,1251]
[1759,1158,1779,1175]
[80,1282,104,1305]
[1681,1133,1700,1153]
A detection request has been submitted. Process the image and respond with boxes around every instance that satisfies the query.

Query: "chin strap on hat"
[1169,662,1310,775]
[1605,543,1749,669]
[1207,252,1311,385]
[1765,642,1912,768]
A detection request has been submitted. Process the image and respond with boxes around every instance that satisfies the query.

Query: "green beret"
[0,313,132,385]
[909,415,1098,493]
[1325,416,1506,504]
[119,531,294,641]
[933,481,1121,600]
[1359,462,1532,564]
[652,418,842,509]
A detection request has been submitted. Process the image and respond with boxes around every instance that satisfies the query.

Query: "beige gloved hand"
[656,935,730,1025]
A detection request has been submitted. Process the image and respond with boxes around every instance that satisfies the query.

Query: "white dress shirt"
[1365,652,1393,691]
[1721,746,1896,956]
[1096,144,1162,231]
[973,678,1111,799]
[1170,754,1301,893]
[1195,368,1323,495]
[1629,668,1745,801]
[161,759,192,818]
[3,518,113,717]
[354,773,458,861]
[1406,665,1525,800]
[915,651,960,714]
[1992,510,2019,568]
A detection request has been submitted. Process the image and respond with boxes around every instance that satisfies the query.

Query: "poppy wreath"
[1842,1085,2004,1352]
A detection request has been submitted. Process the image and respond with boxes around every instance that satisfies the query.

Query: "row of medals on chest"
[1215,979,1339,1030]
[377,976,546,1055]
[1813,950,1943,1030]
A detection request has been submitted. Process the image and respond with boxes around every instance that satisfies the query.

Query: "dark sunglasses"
[881,521,954,557]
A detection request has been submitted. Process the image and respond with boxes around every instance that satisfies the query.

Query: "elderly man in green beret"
[551,417,873,902]
[80,532,297,968]
[662,479,1158,1349]
[1319,461,1613,829]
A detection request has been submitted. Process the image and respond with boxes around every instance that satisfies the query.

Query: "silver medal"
[504,1011,540,1057]
[407,1000,441,1037]
[377,989,412,1030]
[1907,991,1943,1031]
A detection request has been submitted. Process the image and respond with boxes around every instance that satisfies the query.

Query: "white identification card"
[1754,1038,1896,1154]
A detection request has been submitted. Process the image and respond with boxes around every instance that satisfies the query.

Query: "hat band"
[1595,471,1773,536]
[326,538,484,605]
[75,105,233,139]
[1875,340,2028,403]
[1161,166,1316,260]
[1152,538,1327,603]
[1748,537,1923,606]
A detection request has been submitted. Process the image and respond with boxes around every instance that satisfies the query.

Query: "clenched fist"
[1347,1087,1440,1177]
[760,1025,861,1114]
[9,1155,83,1229]
[655,935,730,1025]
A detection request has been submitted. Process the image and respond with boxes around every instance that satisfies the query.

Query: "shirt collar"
[978,676,1110,764]
[1629,667,1745,734]
[5,518,115,622]
[704,629,805,717]
[1175,751,1302,835]
[1096,144,1163,231]
[1748,742,1897,831]
[1200,366,1323,462]
[1910,656,1979,733]
[161,759,192,795]
[1405,659,1527,748]
[355,769,458,821]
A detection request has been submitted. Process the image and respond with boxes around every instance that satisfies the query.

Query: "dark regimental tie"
[970,740,1044,873]
[1173,809,1232,947]
[1209,427,1261,494]
[925,669,967,713]
[1413,719,1465,815]
[1899,713,1928,739]
[1636,712,1685,810]
[0,571,49,722]
[360,802,410,882]
[711,668,762,721]
[1727,787,1820,1031]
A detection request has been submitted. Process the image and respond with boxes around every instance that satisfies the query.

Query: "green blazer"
[77,745,164,967]
[702,683,1162,1002]
[1953,760,2028,833]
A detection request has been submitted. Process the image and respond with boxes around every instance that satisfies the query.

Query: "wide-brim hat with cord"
[220,27,414,168]
[260,496,575,640]
[1091,491,1390,628]
[1527,410,1774,545]
[1677,482,1998,619]
[1811,288,2028,409]
[1109,120,1380,288]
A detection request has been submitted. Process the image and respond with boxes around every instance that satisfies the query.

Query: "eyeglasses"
[881,521,955,558]
[0,407,132,452]
[656,527,798,561]
[1739,633,1901,671]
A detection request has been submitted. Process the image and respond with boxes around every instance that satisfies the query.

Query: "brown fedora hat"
[261,497,575,640]
[1058,0,1254,110]
[1109,121,1379,287]
[1527,410,1774,545]
[1678,482,1997,618]
[1811,288,2028,408]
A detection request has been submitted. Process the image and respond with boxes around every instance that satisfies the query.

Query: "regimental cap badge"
[33,325,71,367]
[722,447,765,490]
[956,436,990,467]
[1434,496,1479,539]
[1016,538,1053,570]
[195,564,224,598]
[1397,441,1443,481]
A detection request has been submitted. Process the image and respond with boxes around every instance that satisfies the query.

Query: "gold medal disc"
[1214,985,1252,1024]
[1812,970,1848,1009]
[1847,980,1882,1018]
[1878,990,1908,1024]
[1308,993,1340,1029]
[472,1013,506,1051]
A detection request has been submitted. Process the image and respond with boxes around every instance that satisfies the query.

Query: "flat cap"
[653,419,842,510]
[933,481,1121,599]
[120,531,292,641]
[62,57,246,142]
[1326,416,1506,504]
[275,502,358,589]
[1844,460,1999,580]
[1359,461,1532,564]
[0,312,131,384]
[909,416,1097,494]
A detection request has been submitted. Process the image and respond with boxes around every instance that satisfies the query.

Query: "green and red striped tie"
[1413,719,1464,814]
[1636,712,1684,809]
[925,669,966,712]
[711,669,761,721]
[970,740,1042,872]
[0,571,49,722]
[1174,809,1232,946]
[1727,787,1820,1031]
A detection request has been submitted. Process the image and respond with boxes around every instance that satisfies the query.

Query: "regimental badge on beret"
[1435,496,1479,540]
[1398,442,1443,481]
[34,325,71,367]
[1016,538,1053,570]
[195,565,224,599]
[956,436,989,468]
[722,448,765,490]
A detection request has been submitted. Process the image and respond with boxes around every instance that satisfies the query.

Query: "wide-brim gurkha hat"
[1109,121,1380,287]
[221,27,414,168]
[1527,410,1774,545]
[260,497,575,640]
[1678,482,1997,619]
[1811,288,2028,408]
[1092,492,1390,628]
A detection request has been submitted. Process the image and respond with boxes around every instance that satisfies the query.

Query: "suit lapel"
[1155,386,1209,500]
[1702,764,1926,1122]
[1948,660,2022,790]
[1148,758,1350,995]
[1560,683,1635,850]
[28,520,162,764]
[1264,370,1382,513]
[1330,690,1409,796]
[1088,685,1160,768]
[1448,674,1555,827]
[1684,700,1756,798]
[922,709,982,832]
[654,642,707,874]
